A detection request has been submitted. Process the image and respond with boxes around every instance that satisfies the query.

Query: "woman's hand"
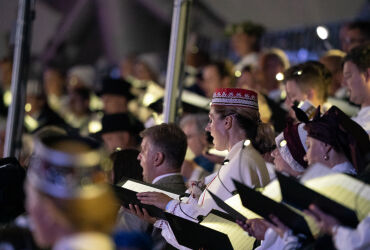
[236,218,269,240]
[265,214,290,238]
[137,192,173,210]
[304,204,340,235]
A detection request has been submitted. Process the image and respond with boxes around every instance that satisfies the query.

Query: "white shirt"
[327,97,359,117]
[352,106,370,135]
[256,228,301,250]
[331,161,357,175]
[333,215,370,250]
[154,140,270,248]
[166,140,270,217]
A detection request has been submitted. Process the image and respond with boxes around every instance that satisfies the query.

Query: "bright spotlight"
[25,103,32,112]
[316,26,329,40]
[275,72,284,81]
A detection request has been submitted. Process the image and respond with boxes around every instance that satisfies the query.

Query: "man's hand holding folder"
[128,204,157,224]
[113,178,189,223]
[136,192,173,210]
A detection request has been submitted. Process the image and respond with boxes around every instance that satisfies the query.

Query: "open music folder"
[233,179,314,242]
[207,189,247,221]
[276,171,359,228]
[112,178,189,219]
[164,212,233,250]
[200,209,256,250]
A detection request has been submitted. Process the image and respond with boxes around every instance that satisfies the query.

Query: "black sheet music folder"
[276,171,359,228]
[233,179,314,241]
[164,212,234,250]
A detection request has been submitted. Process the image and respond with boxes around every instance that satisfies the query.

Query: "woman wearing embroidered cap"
[272,122,309,178]
[25,135,118,250]
[136,88,273,249]
[302,105,370,175]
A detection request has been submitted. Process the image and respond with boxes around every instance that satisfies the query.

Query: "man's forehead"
[141,137,148,146]
[286,79,297,86]
[286,80,300,92]
[141,137,152,147]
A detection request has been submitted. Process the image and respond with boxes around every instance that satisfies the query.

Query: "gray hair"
[180,113,209,135]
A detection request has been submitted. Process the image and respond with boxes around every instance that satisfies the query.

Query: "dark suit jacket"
[154,174,187,194]
[152,173,186,250]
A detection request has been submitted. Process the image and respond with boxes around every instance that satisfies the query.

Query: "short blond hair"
[38,185,118,234]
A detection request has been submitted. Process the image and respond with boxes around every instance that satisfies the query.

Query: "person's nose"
[205,123,210,132]
[271,148,278,158]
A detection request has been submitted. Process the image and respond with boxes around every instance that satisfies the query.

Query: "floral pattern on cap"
[28,136,108,199]
[211,88,258,110]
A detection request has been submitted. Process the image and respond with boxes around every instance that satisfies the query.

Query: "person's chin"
[143,175,149,183]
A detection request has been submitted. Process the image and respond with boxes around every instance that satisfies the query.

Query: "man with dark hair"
[64,86,94,135]
[25,79,71,134]
[343,43,370,134]
[100,113,144,152]
[284,61,331,119]
[200,61,232,98]
[138,123,187,191]
[341,21,370,53]
[42,63,68,115]
[226,21,265,72]
[99,77,135,114]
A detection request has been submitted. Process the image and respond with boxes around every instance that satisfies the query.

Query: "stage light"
[279,140,287,147]
[25,103,32,112]
[275,72,284,81]
[244,140,251,147]
[316,26,329,40]
[3,90,11,106]
[88,120,102,133]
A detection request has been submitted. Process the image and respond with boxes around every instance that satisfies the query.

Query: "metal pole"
[42,0,88,65]
[163,0,191,123]
[4,0,35,158]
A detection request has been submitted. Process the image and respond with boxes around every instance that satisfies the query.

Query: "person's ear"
[323,143,333,158]
[154,151,165,166]
[224,115,233,130]
[365,68,370,81]
[306,89,315,101]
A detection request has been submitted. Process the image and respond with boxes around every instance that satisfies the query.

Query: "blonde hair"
[40,186,119,234]
[213,105,275,153]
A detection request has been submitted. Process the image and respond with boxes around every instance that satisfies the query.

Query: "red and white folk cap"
[211,88,258,110]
